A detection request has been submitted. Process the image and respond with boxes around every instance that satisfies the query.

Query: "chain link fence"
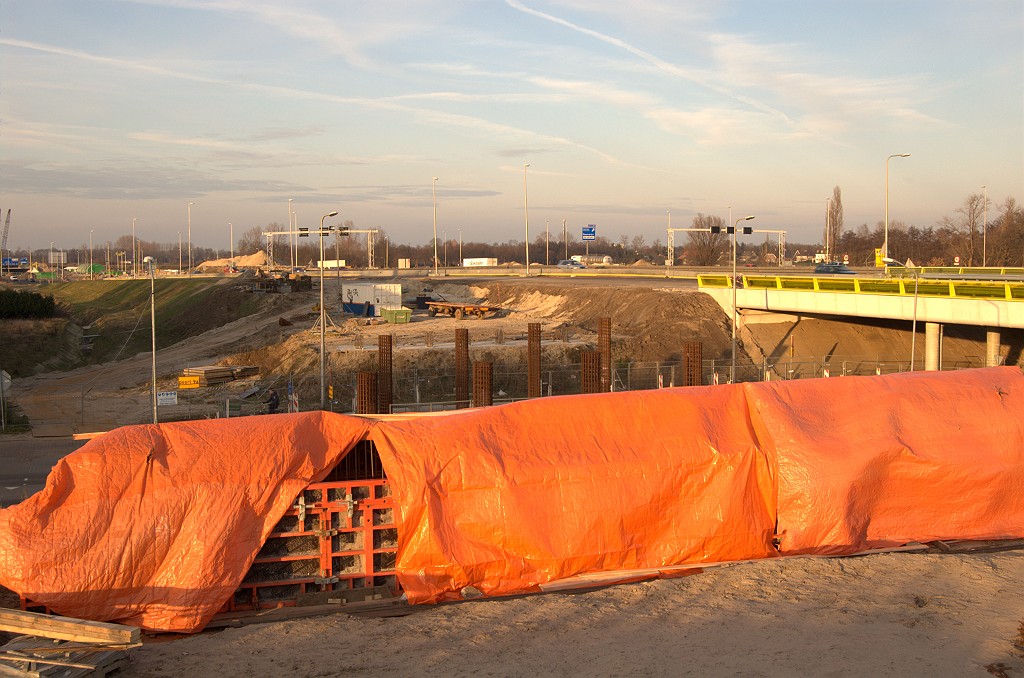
[12,353,996,430]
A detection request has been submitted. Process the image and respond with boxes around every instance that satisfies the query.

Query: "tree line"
[6,189,1021,270]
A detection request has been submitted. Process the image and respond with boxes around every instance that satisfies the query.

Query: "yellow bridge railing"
[698,274,1024,301]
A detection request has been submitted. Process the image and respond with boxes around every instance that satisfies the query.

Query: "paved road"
[0,435,88,507]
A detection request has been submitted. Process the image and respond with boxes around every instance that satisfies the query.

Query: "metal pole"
[89,230,93,280]
[910,269,920,371]
[982,185,987,267]
[146,257,158,423]
[131,217,137,279]
[524,163,530,273]
[432,177,439,275]
[187,202,194,278]
[884,153,910,261]
[320,211,338,409]
[731,215,755,383]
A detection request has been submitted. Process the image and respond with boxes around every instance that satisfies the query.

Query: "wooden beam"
[0,610,140,645]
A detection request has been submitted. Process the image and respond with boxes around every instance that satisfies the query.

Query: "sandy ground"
[123,550,1024,677]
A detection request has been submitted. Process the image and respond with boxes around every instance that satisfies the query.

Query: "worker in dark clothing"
[265,388,280,414]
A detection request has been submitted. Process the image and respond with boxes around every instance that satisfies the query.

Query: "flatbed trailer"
[425,301,498,320]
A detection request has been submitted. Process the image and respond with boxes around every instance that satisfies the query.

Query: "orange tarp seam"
[1,367,1022,632]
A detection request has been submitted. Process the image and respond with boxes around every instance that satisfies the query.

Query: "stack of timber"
[0,609,140,677]
[182,365,259,386]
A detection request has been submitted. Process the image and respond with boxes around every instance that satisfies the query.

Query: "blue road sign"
[582,225,596,241]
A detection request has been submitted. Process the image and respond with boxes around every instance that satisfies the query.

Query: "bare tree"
[989,197,1024,266]
[825,186,843,260]
[630,234,646,258]
[238,224,270,255]
[685,213,728,265]
[953,193,985,265]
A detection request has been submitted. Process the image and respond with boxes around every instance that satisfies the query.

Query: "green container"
[381,308,412,324]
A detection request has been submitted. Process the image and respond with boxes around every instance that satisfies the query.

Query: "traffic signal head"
[726,226,735,234]
[710,225,721,234]
[742,226,753,235]
[340,227,350,237]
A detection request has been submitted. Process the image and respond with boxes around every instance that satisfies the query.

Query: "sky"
[1,0,1022,254]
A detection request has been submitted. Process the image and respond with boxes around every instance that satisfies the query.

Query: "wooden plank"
[0,610,139,646]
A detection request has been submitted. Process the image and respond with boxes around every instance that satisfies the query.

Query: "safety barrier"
[717,274,1024,301]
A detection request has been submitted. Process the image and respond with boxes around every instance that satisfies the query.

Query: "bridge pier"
[925,322,943,371]
[987,330,1002,367]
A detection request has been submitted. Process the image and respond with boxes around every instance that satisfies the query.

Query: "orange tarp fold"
[0,411,371,632]
[369,386,778,604]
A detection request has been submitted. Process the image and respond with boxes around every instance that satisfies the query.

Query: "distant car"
[557,260,586,269]
[814,262,855,275]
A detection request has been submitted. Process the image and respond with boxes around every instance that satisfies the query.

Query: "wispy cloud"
[504,0,800,129]
[1,38,632,167]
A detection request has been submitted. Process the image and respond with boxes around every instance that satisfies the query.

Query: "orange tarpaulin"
[0,412,371,632]
[369,385,778,604]
[1,368,1023,633]
[747,367,1024,554]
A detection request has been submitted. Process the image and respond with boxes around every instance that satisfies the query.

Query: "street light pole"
[320,210,339,409]
[432,177,439,275]
[884,153,910,260]
[89,230,93,280]
[982,185,988,267]
[545,220,549,265]
[523,163,531,274]
[187,202,194,278]
[731,215,756,383]
[144,256,158,424]
[229,222,234,263]
[131,217,137,279]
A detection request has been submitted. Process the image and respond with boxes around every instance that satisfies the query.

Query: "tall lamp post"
[884,153,910,260]
[131,217,137,279]
[187,202,194,278]
[731,215,755,383]
[523,163,530,274]
[320,210,339,409]
[89,230,94,280]
[143,256,158,424]
[982,185,988,267]
[229,222,234,264]
[432,177,439,275]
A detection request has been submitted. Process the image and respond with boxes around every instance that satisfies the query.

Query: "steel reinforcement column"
[582,350,602,394]
[356,371,378,414]
[527,322,541,398]
[598,317,611,392]
[378,334,393,414]
[472,362,493,408]
[455,328,470,408]
[683,341,703,386]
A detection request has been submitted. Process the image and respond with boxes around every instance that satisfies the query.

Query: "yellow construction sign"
[178,375,201,389]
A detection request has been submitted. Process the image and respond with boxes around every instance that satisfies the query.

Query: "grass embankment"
[5,278,265,371]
